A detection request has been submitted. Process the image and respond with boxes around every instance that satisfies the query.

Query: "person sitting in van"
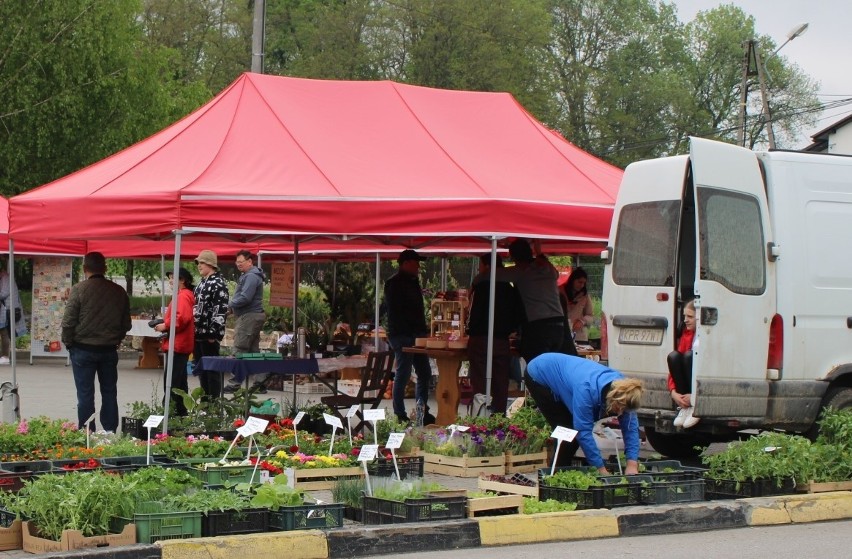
[667,300,700,428]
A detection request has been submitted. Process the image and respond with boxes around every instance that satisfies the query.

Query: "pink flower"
[16,420,28,434]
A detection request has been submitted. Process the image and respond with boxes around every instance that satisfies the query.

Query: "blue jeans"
[70,347,119,432]
[389,334,431,418]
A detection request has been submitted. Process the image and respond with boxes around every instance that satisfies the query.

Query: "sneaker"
[673,408,686,428]
[423,412,436,426]
[683,407,700,429]
[223,383,240,394]
[0,357,9,365]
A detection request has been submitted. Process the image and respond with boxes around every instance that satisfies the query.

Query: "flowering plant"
[148,433,238,459]
[267,449,356,469]
[460,414,548,455]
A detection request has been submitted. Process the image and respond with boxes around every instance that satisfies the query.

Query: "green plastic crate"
[189,464,259,485]
[113,508,202,543]
[268,503,344,531]
[236,353,265,360]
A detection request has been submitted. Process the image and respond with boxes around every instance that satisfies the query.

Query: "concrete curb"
[22,492,852,559]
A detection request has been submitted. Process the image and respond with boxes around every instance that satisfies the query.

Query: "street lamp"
[736,22,809,149]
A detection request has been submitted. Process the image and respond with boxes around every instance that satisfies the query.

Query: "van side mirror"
[600,246,613,265]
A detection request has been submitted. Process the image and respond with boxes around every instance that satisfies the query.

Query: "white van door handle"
[700,307,719,325]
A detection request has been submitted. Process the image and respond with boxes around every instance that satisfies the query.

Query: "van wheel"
[644,427,708,459]
[806,386,852,440]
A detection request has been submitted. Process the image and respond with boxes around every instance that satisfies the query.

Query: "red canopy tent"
[9,72,621,250]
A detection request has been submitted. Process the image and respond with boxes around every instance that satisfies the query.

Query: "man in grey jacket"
[223,250,267,393]
[61,252,131,432]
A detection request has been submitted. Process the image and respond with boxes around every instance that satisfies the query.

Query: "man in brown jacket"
[61,252,131,432]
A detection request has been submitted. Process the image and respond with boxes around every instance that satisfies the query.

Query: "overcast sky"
[668,0,852,146]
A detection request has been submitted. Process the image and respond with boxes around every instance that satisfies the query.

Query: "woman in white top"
[561,267,594,344]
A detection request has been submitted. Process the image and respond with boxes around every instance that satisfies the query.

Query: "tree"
[0,0,210,196]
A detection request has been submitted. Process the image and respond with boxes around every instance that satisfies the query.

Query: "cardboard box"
[21,521,136,554]
[0,520,22,551]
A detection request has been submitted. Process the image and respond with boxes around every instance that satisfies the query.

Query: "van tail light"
[767,314,783,370]
[600,312,608,361]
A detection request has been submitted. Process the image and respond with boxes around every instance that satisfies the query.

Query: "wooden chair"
[321,351,395,434]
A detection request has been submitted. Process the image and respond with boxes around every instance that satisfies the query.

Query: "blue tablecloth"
[200,357,320,383]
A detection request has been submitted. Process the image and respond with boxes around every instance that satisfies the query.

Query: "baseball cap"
[398,249,427,263]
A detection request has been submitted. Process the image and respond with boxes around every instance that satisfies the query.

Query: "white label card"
[323,413,344,430]
[385,433,405,449]
[346,405,360,419]
[244,416,269,435]
[448,424,469,438]
[602,427,618,440]
[551,426,578,442]
[294,411,305,425]
[363,408,386,421]
[237,425,253,437]
[144,415,164,428]
[358,444,379,462]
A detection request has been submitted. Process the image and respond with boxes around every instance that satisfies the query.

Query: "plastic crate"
[188,464,259,485]
[0,461,56,493]
[605,460,707,481]
[639,476,706,505]
[120,417,162,440]
[361,494,467,524]
[704,476,796,500]
[201,508,269,537]
[268,503,345,531]
[112,504,202,544]
[52,459,103,473]
[367,456,425,479]
[0,508,18,528]
[538,475,645,510]
[100,455,185,473]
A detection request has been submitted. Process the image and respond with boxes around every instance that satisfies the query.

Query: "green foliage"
[237,475,305,511]
[371,477,444,502]
[332,477,367,508]
[522,497,578,514]
[542,468,602,490]
[123,466,204,501]
[163,487,252,514]
[815,407,852,448]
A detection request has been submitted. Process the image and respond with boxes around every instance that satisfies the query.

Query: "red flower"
[280,418,294,428]
[351,448,360,455]
[233,418,246,428]
[289,445,300,453]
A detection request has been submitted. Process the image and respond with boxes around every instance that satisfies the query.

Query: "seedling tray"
[268,503,345,531]
[100,455,184,473]
[704,476,796,500]
[189,464,260,485]
[112,505,202,544]
[201,508,269,537]
[638,476,705,504]
[538,475,645,509]
[362,494,467,524]
[120,417,162,440]
[367,456,425,479]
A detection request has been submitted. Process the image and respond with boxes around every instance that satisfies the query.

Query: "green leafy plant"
[542,468,602,490]
[332,478,367,508]
[522,498,578,514]
[235,475,304,511]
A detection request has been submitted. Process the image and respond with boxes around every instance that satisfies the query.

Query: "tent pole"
[8,240,16,390]
[484,238,497,418]
[292,240,299,406]
[160,257,166,314]
[374,253,380,349]
[162,234,182,434]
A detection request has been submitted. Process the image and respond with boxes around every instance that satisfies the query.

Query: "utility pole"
[736,40,775,149]
[251,0,266,73]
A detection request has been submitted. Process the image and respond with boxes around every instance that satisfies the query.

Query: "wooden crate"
[0,520,22,551]
[291,467,364,490]
[422,453,505,478]
[797,480,852,493]
[21,521,135,554]
[477,476,538,498]
[468,494,524,518]
[505,451,548,474]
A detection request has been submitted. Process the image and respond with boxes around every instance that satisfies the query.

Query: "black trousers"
[667,350,693,395]
[193,339,223,399]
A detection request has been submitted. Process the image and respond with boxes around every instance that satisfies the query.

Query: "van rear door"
[689,138,776,418]
[603,155,688,377]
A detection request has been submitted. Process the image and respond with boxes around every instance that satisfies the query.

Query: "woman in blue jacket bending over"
[526,353,644,474]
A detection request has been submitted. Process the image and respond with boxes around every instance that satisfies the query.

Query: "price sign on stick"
[84,412,96,449]
[448,424,469,438]
[346,405,360,445]
[363,408,386,444]
[323,413,344,455]
[602,427,622,475]
[237,424,254,438]
[549,426,578,476]
[358,444,379,497]
[244,416,269,435]
[386,433,405,449]
[294,411,305,425]
[144,415,164,465]
[385,433,405,480]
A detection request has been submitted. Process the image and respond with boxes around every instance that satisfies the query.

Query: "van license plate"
[618,328,663,345]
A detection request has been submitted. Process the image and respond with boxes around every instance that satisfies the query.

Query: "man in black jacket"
[384,249,433,423]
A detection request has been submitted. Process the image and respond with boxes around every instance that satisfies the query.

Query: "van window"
[612,201,680,286]
[696,187,765,295]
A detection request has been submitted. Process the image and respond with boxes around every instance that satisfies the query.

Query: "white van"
[601,137,852,457]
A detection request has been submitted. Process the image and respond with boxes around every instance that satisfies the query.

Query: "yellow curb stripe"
[158,530,328,559]
[781,491,852,523]
[478,510,619,546]
[741,497,792,526]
